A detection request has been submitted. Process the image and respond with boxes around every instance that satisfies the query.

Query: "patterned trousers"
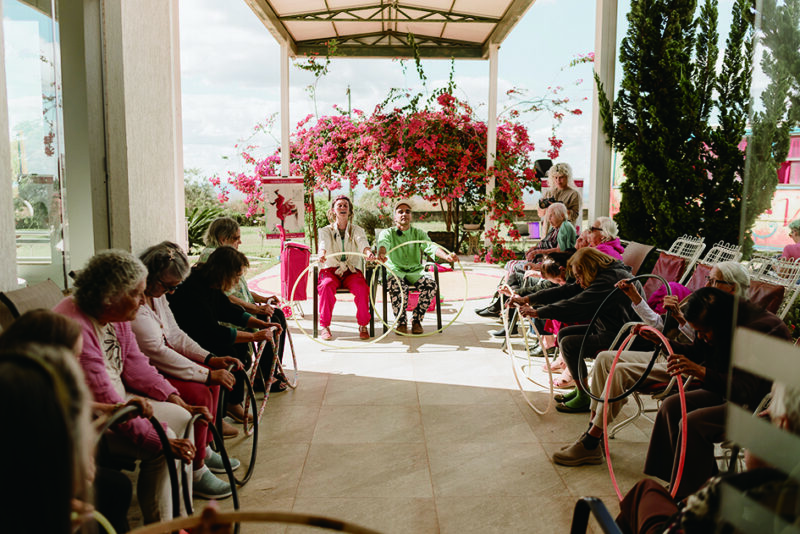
[386,275,438,325]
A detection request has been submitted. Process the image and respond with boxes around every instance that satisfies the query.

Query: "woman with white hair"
[54,249,208,523]
[538,162,581,226]
[587,216,623,259]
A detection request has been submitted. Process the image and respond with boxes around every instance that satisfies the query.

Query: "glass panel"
[3,0,66,287]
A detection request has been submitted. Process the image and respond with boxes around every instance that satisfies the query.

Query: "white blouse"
[131,295,211,383]
[318,222,371,275]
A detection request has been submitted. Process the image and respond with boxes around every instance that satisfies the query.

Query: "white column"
[485,43,499,243]
[588,0,618,223]
[0,0,17,290]
[281,42,290,177]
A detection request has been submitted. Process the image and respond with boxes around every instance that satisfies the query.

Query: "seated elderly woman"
[552,261,751,467]
[0,342,94,534]
[587,216,623,259]
[168,246,282,423]
[199,217,288,391]
[132,241,246,499]
[0,310,137,533]
[54,249,207,523]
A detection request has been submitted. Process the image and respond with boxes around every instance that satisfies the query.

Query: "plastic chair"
[746,255,800,318]
[642,252,687,300]
[665,234,706,284]
[681,241,742,293]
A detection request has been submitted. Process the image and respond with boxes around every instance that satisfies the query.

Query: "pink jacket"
[54,296,177,452]
[596,238,624,260]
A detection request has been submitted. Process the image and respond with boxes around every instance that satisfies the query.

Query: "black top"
[167,269,251,357]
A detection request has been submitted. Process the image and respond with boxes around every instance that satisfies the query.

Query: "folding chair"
[666,234,706,283]
[681,240,742,293]
[746,255,800,318]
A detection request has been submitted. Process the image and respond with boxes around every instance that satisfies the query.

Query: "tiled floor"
[211,261,657,533]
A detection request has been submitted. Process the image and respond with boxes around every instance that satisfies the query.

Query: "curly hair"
[139,241,191,293]
[545,162,575,194]
[545,202,569,225]
[203,217,240,248]
[198,245,249,290]
[73,250,147,318]
[592,216,619,240]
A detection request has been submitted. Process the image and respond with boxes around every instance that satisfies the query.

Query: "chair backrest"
[700,240,742,265]
[642,252,686,300]
[0,279,65,330]
[718,328,800,533]
[665,234,706,284]
[746,255,800,318]
[620,241,655,276]
[747,280,785,315]
[683,262,713,293]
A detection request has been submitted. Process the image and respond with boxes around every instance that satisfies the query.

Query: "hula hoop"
[602,325,688,501]
[375,239,468,337]
[575,273,673,403]
[290,251,403,349]
[501,288,557,415]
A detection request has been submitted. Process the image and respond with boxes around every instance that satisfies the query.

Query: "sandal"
[226,403,249,424]
[552,369,575,389]
[542,354,566,372]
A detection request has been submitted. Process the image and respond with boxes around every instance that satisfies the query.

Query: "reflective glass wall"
[3,0,67,287]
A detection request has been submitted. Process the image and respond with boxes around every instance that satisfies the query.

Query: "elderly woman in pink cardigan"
[54,250,212,523]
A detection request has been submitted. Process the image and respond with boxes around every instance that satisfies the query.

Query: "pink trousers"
[165,375,220,470]
[318,268,371,327]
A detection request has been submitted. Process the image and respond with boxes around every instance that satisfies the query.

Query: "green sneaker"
[205,449,240,474]
[193,470,232,500]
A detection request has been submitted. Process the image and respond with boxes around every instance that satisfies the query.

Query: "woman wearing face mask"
[316,195,375,341]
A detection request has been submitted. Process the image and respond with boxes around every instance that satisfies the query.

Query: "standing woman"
[317,195,375,341]
[200,217,288,391]
[133,241,246,499]
[169,246,282,423]
[538,162,581,227]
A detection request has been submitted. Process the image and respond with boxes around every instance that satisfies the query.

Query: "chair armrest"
[570,497,623,534]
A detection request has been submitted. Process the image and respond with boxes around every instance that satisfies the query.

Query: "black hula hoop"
[575,273,672,404]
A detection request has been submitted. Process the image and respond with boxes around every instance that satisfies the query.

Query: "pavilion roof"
[243,0,536,59]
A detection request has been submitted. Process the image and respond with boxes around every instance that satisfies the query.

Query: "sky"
[178,0,737,196]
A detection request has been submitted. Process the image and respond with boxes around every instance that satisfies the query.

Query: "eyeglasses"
[590,226,602,232]
[704,276,734,288]
[158,277,182,292]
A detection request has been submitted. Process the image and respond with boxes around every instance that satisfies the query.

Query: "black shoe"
[528,345,554,357]
[490,325,518,337]
[476,306,501,318]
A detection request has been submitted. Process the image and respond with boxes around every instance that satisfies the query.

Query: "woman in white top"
[132,241,245,500]
[317,195,376,340]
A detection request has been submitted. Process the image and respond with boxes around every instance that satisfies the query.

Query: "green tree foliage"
[742,0,800,254]
[599,0,754,249]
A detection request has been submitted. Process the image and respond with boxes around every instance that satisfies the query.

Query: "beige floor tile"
[416,381,515,406]
[225,442,310,499]
[427,441,568,498]
[267,372,329,406]
[257,403,321,443]
[435,495,577,534]
[324,374,419,405]
[541,441,649,498]
[312,405,425,443]
[421,403,537,444]
[289,497,438,534]
[296,443,433,498]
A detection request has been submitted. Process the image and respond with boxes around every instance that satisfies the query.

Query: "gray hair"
[545,162,575,194]
[203,217,240,248]
[546,202,569,225]
[139,241,190,291]
[714,261,750,297]
[770,382,800,434]
[593,216,619,240]
[73,249,147,318]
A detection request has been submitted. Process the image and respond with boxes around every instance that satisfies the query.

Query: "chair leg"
[607,391,645,439]
[433,265,442,332]
[313,266,319,338]
[382,266,388,334]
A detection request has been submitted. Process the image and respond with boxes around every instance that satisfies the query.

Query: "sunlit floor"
[198,260,657,533]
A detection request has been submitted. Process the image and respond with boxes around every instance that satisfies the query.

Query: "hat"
[392,198,414,211]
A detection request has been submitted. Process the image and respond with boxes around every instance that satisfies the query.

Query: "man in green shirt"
[377,199,459,334]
